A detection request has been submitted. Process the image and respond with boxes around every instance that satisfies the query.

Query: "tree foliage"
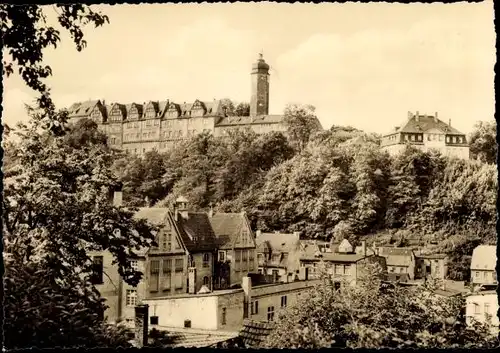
[283,104,322,151]
[2,104,155,349]
[263,264,498,349]
[469,120,497,164]
[1,4,109,112]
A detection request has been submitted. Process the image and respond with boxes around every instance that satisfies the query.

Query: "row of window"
[106,107,214,122]
[471,302,492,315]
[386,134,466,144]
[473,270,497,281]
[234,249,255,272]
[389,266,407,274]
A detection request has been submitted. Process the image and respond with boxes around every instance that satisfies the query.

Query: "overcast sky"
[2,1,495,134]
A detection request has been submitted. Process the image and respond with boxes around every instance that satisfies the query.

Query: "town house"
[255,231,302,283]
[300,240,387,286]
[144,197,218,298]
[470,245,497,288]
[415,253,449,281]
[208,211,257,289]
[378,247,417,282]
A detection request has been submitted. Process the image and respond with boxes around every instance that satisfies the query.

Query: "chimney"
[242,276,252,319]
[134,304,149,348]
[255,230,261,238]
[448,118,451,127]
[188,267,196,294]
[407,111,413,120]
[175,196,189,219]
[434,112,438,123]
[113,191,123,207]
[362,240,367,257]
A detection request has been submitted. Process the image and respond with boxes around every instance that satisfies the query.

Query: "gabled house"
[255,231,302,283]
[209,212,257,289]
[144,197,218,298]
[378,247,417,282]
[471,245,497,287]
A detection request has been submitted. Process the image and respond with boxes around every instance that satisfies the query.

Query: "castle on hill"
[67,54,315,155]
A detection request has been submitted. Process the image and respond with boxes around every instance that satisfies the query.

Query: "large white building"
[380,111,470,160]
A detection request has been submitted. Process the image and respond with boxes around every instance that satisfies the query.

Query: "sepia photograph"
[1,0,497,349]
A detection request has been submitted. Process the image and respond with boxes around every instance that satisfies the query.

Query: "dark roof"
[239,319,275,347]
[209,212,252,250]
[301,252,367,263]
[68,100,100,117]
[152,327,239,348]
[175,212,218,253]
[386,114,464,136]
[216,115,284,127]
[417,253,448,260]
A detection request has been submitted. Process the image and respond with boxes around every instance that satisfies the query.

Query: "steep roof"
[152,327,240,348]
[385,113,464,137]
[68,100,100,118]
[239,319,274,348]
[209,212,253,250]
[175,212,218,253]
[379,247,415,267]
[216,115,284,127]
[255,232,300,254]
[471,245,496,271]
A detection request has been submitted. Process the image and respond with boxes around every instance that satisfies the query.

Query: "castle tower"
[250,53,270,117]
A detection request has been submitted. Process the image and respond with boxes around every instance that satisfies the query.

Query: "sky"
[1,1,496,134]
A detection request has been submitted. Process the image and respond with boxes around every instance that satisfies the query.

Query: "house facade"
[142,276,320,333]
[470,245,497,287]
[465,290,499,332]
[380,111,469,160]
[209,212,257,288]
[255,231,302,283]
[143,201,218,298]
[299,240,387,285]
[415,253,448,281]
[66,54,320,155]
[378,247,417,282]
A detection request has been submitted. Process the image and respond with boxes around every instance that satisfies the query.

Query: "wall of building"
[381,141,469,160]
[249,279,320,323]
[144,294,220,330]
[216,291,246,331]
[466,292,499,330]
[471,269,497,286]
[227,248,257,286]
[191,252,214,292]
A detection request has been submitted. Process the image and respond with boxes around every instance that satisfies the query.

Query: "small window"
[203,253,210,268]
[474,303,480,315]
[126,289,137,307]
[175,259,183,272]
[281,296,287,308]
[484,303,490,314]
[150,316,159,325]
[203,276,210,286]
[389,266,395,273]
[221,308,227,325]
[91,256,104,285]
[129,260,138,271]
[251,301,259,315]
[267,306,275,322]
[184,320,191,328]
[475,271,480,278]
[218,251,226,262]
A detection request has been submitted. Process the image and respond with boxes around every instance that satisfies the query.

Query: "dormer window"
[145,106,156,119]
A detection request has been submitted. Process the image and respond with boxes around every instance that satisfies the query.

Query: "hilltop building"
[66,54,318,155]
[380,111,469,159]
